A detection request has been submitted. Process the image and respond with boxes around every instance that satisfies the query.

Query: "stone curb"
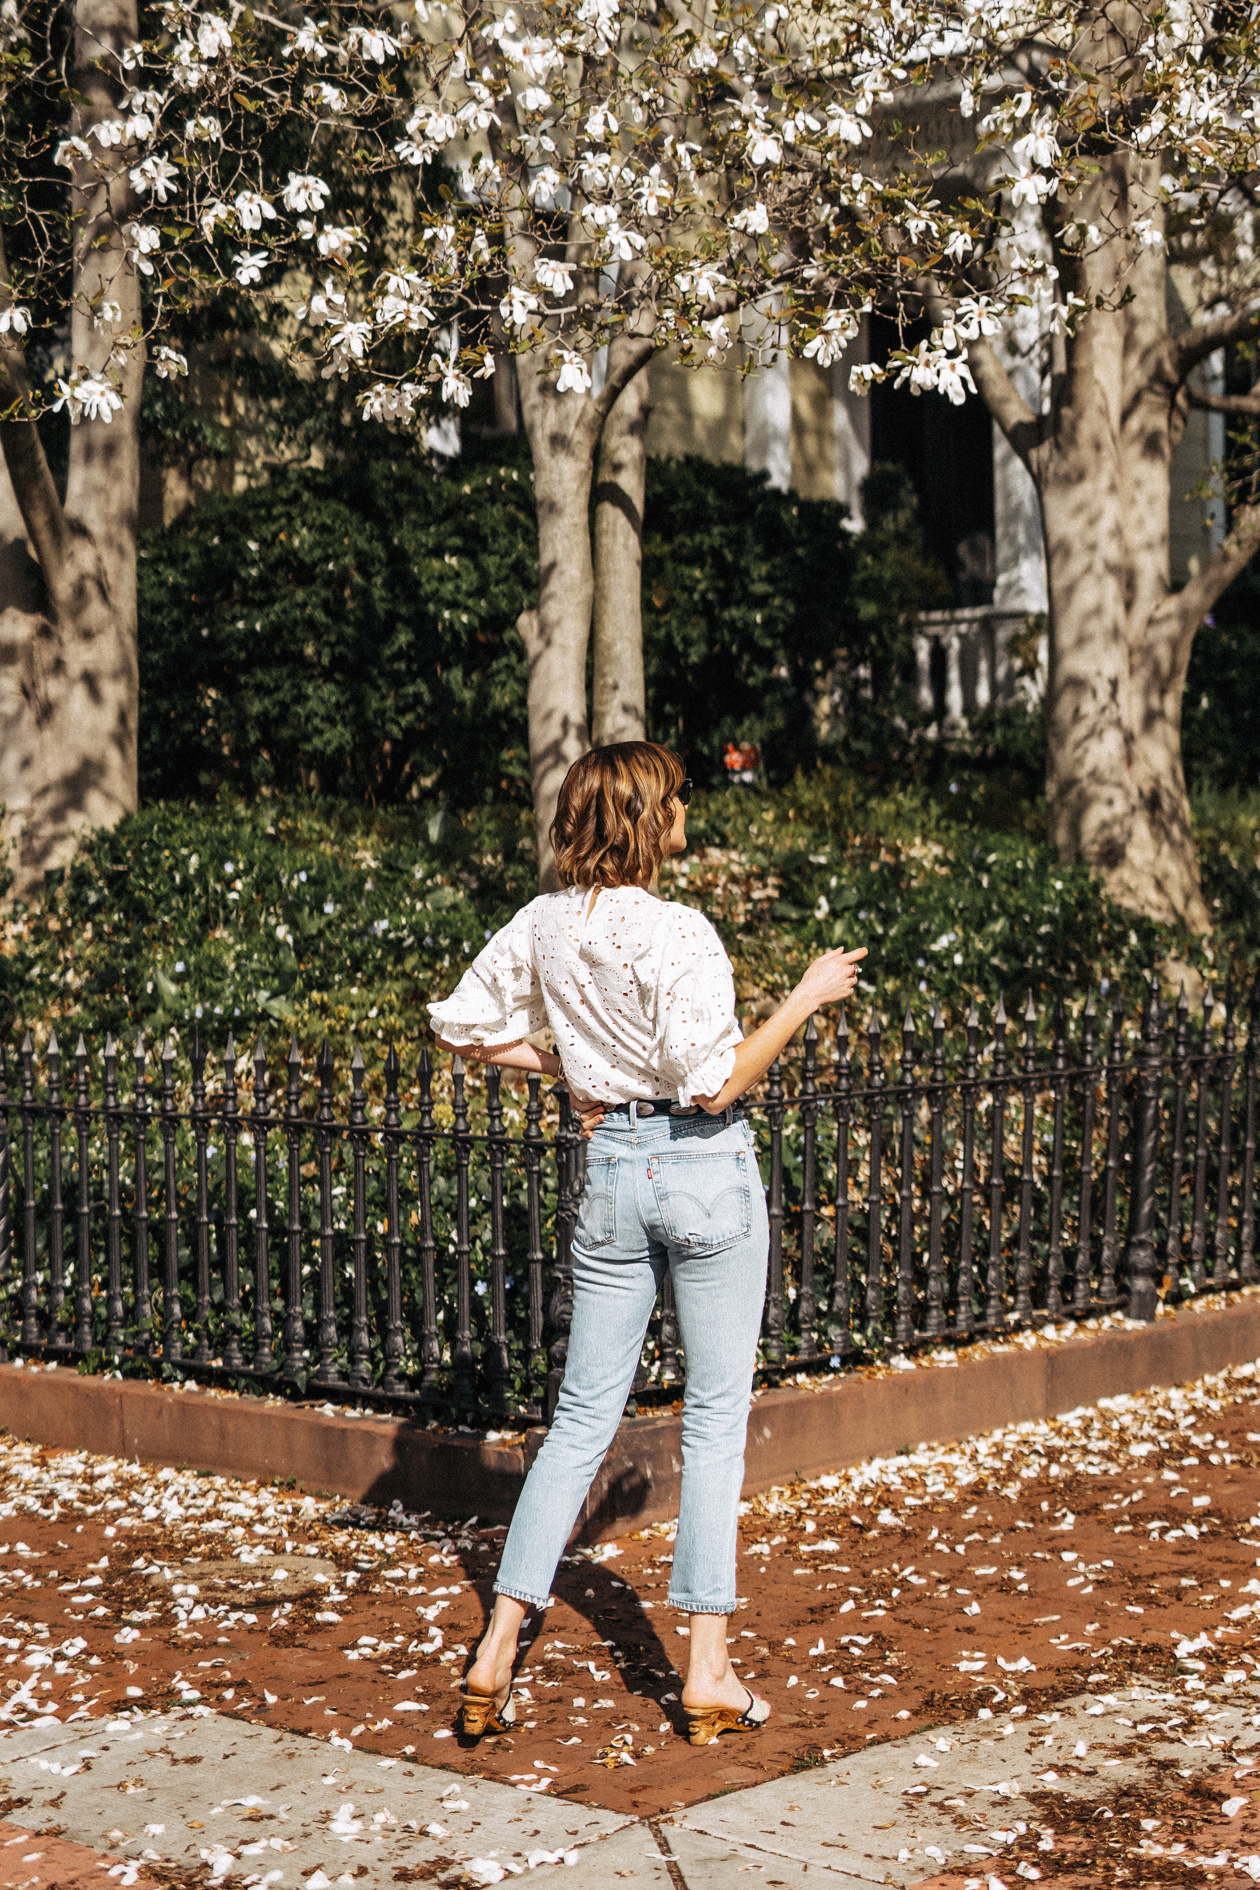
[0,1296,1256,1539]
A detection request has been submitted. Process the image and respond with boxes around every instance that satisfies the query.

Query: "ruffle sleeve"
[427,903,547,1048]
[655,908,743,1107]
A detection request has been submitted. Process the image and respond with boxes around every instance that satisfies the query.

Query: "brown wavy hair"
[551,742,686,889]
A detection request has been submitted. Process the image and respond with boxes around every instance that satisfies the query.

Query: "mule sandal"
[682,1686,770,1748]
[459,1682,516,1738]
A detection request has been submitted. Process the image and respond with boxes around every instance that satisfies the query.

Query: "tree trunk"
[515,355,603,889]
[965,150,1235,933]
[0,0,141,901]
[591,352,650,747]
[1039,163,1211,930]
[513,337,656,887]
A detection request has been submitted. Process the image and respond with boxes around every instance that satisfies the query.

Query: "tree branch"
[1188,387,1260,417]
[594,335,655,422]
[0,226,67,606]
[918,273,1045,472]
[1172,302,1260,384]
[965,335,1046,469]
[1177,503,1260,632]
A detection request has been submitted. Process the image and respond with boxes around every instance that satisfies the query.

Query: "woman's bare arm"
[434,1037,563,1079]
[693,946,868,1114]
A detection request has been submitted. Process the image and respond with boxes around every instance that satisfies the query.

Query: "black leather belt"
[603,1099,739,1125]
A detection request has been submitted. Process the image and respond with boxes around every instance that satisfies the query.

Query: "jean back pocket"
[574,1153,618,1247]
[648,1149,752,1254]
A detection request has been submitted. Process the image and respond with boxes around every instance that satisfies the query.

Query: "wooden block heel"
[459,1686,516,1738]
[682,1687,769,1748]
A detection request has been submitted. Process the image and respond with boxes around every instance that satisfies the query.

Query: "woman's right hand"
[792,945,868,1012]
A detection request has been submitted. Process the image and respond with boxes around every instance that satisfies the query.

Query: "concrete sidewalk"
[1,1673,1256,1887]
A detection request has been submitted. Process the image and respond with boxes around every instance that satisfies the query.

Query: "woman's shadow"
[453,1497,681,1751]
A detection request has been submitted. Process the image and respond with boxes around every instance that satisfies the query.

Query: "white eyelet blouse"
[427,884,743,1107]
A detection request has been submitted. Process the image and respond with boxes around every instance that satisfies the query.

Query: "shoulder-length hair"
[551,742,685,889]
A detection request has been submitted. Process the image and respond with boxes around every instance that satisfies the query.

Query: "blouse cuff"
[426,999,539,1049]
[675,1042,737,1109]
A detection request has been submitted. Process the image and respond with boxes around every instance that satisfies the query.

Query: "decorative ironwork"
[0,982,1253,1423]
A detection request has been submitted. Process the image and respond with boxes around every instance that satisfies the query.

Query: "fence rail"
[0,978,1255,1424]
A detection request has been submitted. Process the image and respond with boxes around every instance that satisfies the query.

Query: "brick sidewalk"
[0,1359,1256,1879]
[0,1819,161,1888]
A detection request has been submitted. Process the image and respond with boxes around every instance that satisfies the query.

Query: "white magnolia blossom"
[678,265,729,302]
[936,354,978,405]
[555,349,592,394]
[325,319,373,373]
[234,190,276,232]
[315,224,364,264]
[500,285,539,328]
[439,358,472,406]
[296,277,347,325]
[0,304,30,335]
[362,380,419,422]
[152,344,189,378]
[8,0,1258,421]
[345,23,400,62]
[281,172,331,213]
[129,153,179,198]
[1132,219,1165,248]
[1011,167,1054,208]
[52,372,124,424]
[53,135,92,168]
[535,257,574,297]
[196,13,232,59]
[732,203,769,235]
[198,198,231,238]
[747,126,782,166]
[803,310,861,367]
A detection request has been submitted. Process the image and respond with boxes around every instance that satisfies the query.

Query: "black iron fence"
[0,979,1254,1423]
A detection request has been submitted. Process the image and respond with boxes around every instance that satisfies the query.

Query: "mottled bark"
[514,339,654,887]
[515,357,601,891]
[0,0,141,899]
[963,144,1257,933]
[591,349,650,747]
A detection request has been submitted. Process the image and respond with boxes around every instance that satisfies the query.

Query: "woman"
[429,742,865,1746]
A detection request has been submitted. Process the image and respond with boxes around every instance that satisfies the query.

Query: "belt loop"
[629,1100,638,1128]
[724,1104,733,1127]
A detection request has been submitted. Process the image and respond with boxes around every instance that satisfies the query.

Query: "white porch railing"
[913,606,1047,734]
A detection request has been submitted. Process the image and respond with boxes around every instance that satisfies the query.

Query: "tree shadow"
[450,1540,681,1754]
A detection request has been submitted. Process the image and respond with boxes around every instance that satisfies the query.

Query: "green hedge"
[137,454,945,808]
[5,768,1248,1061]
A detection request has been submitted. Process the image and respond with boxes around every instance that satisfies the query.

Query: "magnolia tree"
[2,0,1256,911]
[860,0,1260,932]
[0,0,1035,890]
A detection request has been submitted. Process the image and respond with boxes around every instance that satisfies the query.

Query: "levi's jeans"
[494,1107,768,1616]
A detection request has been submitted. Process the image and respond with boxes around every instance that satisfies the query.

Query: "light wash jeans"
[494,1107,768,1616]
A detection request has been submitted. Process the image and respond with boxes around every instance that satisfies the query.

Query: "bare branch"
[0,227,67,605]
[594,335,655,422]
[1177,503,1260,632]
[962,335,1046,468]
[1173,302,1260,384]
[915,273,1046,469]
[1188,387,1260,417]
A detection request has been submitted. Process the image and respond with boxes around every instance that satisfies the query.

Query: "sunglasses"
[676,778,693,806]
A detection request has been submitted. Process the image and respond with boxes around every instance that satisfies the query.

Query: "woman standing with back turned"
[429,742,866,1747]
